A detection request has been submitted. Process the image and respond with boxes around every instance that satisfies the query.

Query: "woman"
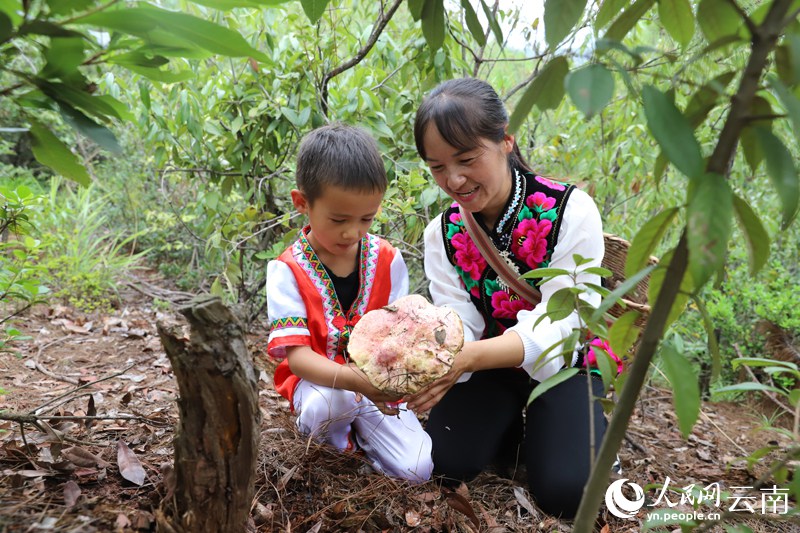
[406,78,607,518]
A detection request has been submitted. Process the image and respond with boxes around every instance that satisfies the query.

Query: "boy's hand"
[348,364,403,415]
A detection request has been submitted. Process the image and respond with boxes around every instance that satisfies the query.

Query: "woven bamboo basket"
[601,233,658,329]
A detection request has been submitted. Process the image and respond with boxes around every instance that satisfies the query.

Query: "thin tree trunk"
[156,295,261,533]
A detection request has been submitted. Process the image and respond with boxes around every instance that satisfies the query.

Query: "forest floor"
[0,273,797,532]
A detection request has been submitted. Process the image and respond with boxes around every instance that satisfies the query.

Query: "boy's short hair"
[296,123,387,204]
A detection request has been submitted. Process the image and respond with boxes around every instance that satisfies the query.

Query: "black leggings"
[425,368,607,519]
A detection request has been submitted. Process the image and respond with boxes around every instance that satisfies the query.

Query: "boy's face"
[291,184,383,263]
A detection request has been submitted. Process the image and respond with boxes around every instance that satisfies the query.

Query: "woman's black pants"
[425,368,607,519]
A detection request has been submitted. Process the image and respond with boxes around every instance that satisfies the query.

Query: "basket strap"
[458,205,542,307]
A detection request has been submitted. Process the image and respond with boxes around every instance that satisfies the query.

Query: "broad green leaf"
[658,0,694,47]
[79,7,269,62]
[41,37,85,81]
[480,0,503,45]
[604,0,655,42]
[113,61,195,83]
[697,0,741,43]
[521,267,570,279]
[46,0,94,15]
[565,63,614,119]
[460,0,486,46]
[769,76,800,143]
[0,11,11,42]
[740,126,763,173]
[544,0,587,50]
[0,0,22,25]
[421,0,445,51]
[642,85,704,180]
[757,127,800,229]
[648,247,693,328]
[714,382,786,395]
[189,0,292,8]
[686,172,732,288]
[581,266,613,277]
[59,104,121,154]
[591,264,657,323]
[595,0,628,30]
[732,357,798,371]
[508,56,569,132]
[18,20,83,37]
[528,368,580,404]
[608,311,640,356]
[625,207,678,278]
[39,81,131,121]
[660,343,700,438]
[732,194,770,275]
[28,120,90,187]
[685,71,737,128]
[300,0,328,23]
[407,0,424,21]
[592,345,615,392]
[546,287,575,321]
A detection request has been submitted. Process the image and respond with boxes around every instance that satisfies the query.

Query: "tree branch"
[573,3,795,529]
[320,0,404,116]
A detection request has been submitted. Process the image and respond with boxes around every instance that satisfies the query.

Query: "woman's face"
[422,124,514,228]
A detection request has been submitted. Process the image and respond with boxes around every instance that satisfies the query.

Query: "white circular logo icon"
[605,478,645,519]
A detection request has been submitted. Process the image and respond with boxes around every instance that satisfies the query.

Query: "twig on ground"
[33,336,80,385]
[33,363,136,415]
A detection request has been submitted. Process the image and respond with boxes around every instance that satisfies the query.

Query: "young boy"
[266,124,433,483]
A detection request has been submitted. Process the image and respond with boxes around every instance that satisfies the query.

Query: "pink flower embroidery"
[449,212,462,224]
[511,217,552,269]
[535,175,566,191]
[491,290,534,320]
[451,231,486,280]
[526,191,556,212]
[585,338,624,374]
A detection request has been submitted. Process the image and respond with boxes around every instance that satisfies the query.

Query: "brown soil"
[0,277,797,532]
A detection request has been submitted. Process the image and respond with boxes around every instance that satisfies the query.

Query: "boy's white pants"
[293,380,433,483]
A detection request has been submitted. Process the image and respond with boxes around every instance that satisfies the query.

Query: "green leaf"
[740,126,763,173]
[660,343,700,438]
[113,61,195,83]
[41,37,86,81]
[625,207,678,278]
[480,0,503,45]
[693,296,721,384]
[604,0,655,42]
[28,120,90,187]
[544,0,587,49]
[658,0,694,47]
[697,0,742,43]
[408,0,424,21]
[546,287,575,321]
[508,56,569,132]
[595,0,628,30]
[46,0,94,15]
[775,34,800,85]
[714,382,786,395]
[642,85,704,180]
[0,11,11,43]
[0,0,22,25]
[188,0,292,8]
[686,172,732,288]
[685,71,737,128]
[648,248,693,328]
[460,0,486,46]
[421,0,445,51]
[732,357,798,371]
[768,76,800,143]
[581,266,613,277]
[732,194,770,276]
[18,20,83,37]
[565,63,614,119]
[528,368,580,405]
[608,311,640,356]
[757,127,800,229]
[300,0,328,24]
[59,103,121,154]
[591,264,657,322]
[79,7,269,62]
[521,267,571,279]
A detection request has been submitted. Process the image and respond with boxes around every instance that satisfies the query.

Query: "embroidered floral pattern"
[527,191,556,213]
[451,232,486,281]
[511,217,552,269]
[490,290,534,320]
[535,175,567,191]
[584,338,624,374]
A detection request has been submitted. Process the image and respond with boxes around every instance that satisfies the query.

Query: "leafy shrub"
[32,178,146,314]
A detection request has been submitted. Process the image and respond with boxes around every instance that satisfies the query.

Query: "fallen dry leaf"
[513,486,537,517]
[62,446,110,469]
[117,440,146,486]
[442,487,479,529]
[63,480,81,507]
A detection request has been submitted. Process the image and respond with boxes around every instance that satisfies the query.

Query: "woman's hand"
[405,350,471,413]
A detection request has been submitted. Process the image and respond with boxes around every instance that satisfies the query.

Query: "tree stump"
[156,295,260,533]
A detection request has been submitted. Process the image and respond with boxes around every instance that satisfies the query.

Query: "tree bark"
[156,295,260,533]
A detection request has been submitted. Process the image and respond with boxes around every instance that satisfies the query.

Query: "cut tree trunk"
[156,295,260,533]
